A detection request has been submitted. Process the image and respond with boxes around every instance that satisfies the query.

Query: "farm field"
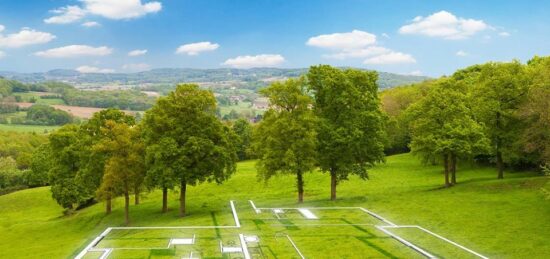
[0,153,548,258]
[15,102,137,119]
[0,123,60,133]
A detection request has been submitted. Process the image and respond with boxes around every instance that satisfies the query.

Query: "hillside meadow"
[0,153,548,258]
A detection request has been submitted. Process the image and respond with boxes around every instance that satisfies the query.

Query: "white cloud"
[456,50,468,57]
[323,46,391,59]
[34,45,112,58]
[0,27,55,48]
[82,21,101,27]
[0,25,5,32]
[44,5,87,24]
[408,70,423,76]
[222,54,285,69]
[76,65,115,73]
[399,11,489,40]
[363,52,416,65]
[498,31,510,37]
[45,0,162,24]
[176,42,219,55]
[0,51,5,59]
[128,49,147,56]
[382,33,390,38]
[122,63,151,72]
[83,0,162,20]
[306,30,376,50]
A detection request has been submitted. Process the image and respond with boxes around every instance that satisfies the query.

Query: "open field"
[0,123,60,133]
[0,153,548,258]
[15,102,137,119]
[13,92,66,105]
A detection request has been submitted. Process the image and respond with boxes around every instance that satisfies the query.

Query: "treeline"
[11,105,74,125]
[0,132,48,195]
[382,56,550,186]
[61,89,155,111]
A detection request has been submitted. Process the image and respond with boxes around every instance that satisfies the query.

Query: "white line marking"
[230,200,240,227]
[239,234,251,259]
[359,208,397,226]
[286,235,305,259]
[375,226,437,258]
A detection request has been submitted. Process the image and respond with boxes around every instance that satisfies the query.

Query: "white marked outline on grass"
[378,225,489,259]
[250,200,489,259]
[238,234,252,259]
[75,200,241,259]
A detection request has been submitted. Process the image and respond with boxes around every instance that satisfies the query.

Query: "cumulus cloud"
[45,0,161,24]
[456,50,468,57]
[76,65,115,73]
[399,11,489,40]
[306,30,376,50]
[122,63,150,72]
[44,5,87,24]
[363,52,416,65]
[222,54,285,69]
[34,45,112,58]
[176,42,219,55]
[128,49,147,56]
[81,21,101,27]
[0,25,4,32]
[0,27,55,48]
[307,30,416,65]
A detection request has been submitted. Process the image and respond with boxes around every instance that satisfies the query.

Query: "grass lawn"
[0,123,60,133]
[0,153,548,258]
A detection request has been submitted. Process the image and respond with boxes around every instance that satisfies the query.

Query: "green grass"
[0,153,548,258]
[0,123,60,133]
[219,101,264,116]
[13,92,66,105]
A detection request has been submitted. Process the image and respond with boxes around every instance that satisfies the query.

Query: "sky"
[0,0,549,77]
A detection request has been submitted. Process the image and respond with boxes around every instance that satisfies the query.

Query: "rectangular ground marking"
[169,234,195,246]
[286,235,305,259]
[298,208,318,219]
[249,200,261,214]
[239,234,252,259]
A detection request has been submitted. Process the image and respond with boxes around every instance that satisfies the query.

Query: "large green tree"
[408,78,489,187]
[142,84,237,216]
[307,65,386,200]
[253,78,317,203]
[232,118,253,161]
[473,61,529,179]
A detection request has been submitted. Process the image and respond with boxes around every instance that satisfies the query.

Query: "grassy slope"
[0,153,548,258]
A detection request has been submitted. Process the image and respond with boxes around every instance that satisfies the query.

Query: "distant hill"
[0,68,430,89]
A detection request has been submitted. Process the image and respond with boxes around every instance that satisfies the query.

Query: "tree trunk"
[297,171,304,203]
[444,154,450,187]
[162,187,168,213]
[124,191,130,226]
[134,186,140,205]
[105,196,112,214]
[496,111,504,179]
[451,153,457,185]
[179,181,187,217]
[330,169,337,201]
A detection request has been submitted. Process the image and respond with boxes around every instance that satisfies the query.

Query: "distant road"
[16,102,137,119]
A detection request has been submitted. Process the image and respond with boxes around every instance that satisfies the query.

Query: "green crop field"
[0,123,60,133]
[13,92,66,105]
[0,153,548,258]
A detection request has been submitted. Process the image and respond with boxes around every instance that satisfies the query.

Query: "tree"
[519,56,550,167]
[232,118,253,160]
[253,78,317,203]
[307,65,386,200]
[408,78,489,187]
[78,108,135,213]
[48,125,91,210]
[473,62,529,179]
[95,121,145,225]
[142,84,237,216]
[28,144,52,187]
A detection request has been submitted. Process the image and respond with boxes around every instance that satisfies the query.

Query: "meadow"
[0,153,548,258]
[0,123,60,133]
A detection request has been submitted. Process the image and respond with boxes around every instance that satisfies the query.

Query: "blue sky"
[0,0,549,76]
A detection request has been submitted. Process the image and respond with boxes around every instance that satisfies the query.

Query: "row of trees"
[254,65,386,202]
[382,56,550,186]
[45,85,237,224]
